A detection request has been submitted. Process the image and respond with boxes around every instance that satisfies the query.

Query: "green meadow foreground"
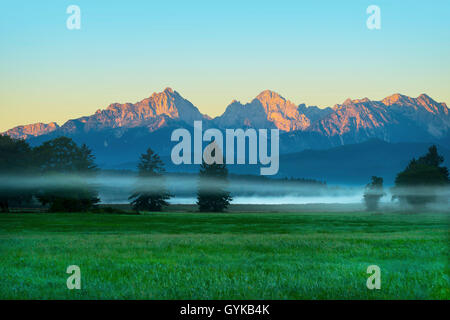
[0,211,448,299]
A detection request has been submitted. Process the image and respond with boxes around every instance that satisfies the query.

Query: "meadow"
[0,210,448,299]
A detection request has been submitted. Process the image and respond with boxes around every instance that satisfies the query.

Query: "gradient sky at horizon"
[1,0,449,132]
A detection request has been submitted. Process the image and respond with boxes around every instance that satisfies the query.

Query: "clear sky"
[1,0,449,132]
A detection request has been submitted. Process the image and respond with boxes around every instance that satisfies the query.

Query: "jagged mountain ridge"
[6,88,207,139]
[5,88,449,139]
[212,90,332,131]
[310,93,449,138]
[5,122,60,140]
[3,88,449,166]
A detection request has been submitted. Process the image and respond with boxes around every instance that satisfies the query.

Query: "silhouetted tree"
[393,145,449,208]
[197,145,232,212]
[0,135,34,212]
[363,176,385,211]
[34,137,99,212]
[129,148,171,212]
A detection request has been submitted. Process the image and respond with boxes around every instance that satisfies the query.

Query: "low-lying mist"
[1,172,449,211]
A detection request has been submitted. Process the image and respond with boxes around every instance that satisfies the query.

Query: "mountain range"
[3,88,449,181]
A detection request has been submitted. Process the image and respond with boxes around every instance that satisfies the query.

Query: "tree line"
[1,135,448,213]
[363,145,449,211]
[0,135,231,213]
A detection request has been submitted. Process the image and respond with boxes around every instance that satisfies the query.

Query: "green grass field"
[0,211,448,299]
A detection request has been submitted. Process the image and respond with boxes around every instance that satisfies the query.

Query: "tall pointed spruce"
[129,148,171,212]
[197,143,232,212]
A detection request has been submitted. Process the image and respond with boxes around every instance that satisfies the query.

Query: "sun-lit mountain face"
[253,90,311,131]
[58,87,207,134]
[5,88,207,139]
[3,89,449,153]
[309,94,450,139]
[4,122,60,140]
[212,90,311,131]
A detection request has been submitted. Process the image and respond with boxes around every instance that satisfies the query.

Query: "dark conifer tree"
[129,148,171,212]
[34,137,99,212]
[393,145,449,208]
[197,142,232,212]
[0,135,34,212]
[363,176,384,211]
